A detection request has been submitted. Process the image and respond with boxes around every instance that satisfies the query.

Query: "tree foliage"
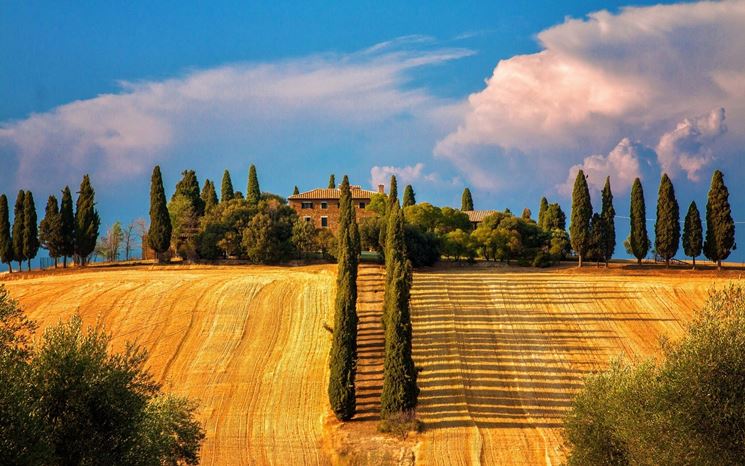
[12,191,26,270]
[220,170,235,203]
[683,201,703,268]
[247,164,261,206]
[654,173,680,267]
[569,170,592,267]
[23,191,39,270]
[59,187,75,267]
[241,202,296,263]
[74,175,101,265]
[600,177,615,265]
[629,177,650,265]
[328,174,336,189]
[148,166,172,262]
[200,179,219,214]
[538,197,549,229]
[461,187,474,211]
[402,185,416,207]
[172,170,205,217]
[39,196,64,267]
[703,170,735,269]
[0,195,12,272]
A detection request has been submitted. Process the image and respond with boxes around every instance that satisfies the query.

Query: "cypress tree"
[328,174,336,189]
[388,176,398,212]
[378,175,398,252]
[23,191,39,270]
[328,176,359,421]
[654,174,680,268]
[569,170,592,267]
[74,175,100,265]
[683,201,703,269]
[601,177,616,266]
[12,191,26,271]
[0,194,13,273]
[173,170,205,217]
[247,164,261,206]
[39,195,64,268]
[589,213,606,266]
[148,166,172,263]
[201,179,218,213]
[629,178,650,265]
[538,197,549,229]
[60,187,75,268]
[461,188,474,211]
[703,170,735,270]
[221,170,235,203]
[293,186,300,196]
[402,185,416,207]
[521,208,532,220]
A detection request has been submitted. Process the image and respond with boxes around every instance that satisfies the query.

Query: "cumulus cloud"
[436,0,745,193]
[0,37,472,188]
[370,162,450,188]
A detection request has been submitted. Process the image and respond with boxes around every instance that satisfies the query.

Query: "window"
[301,202,313,209]
[359,202,366,209]
[321,216,328,228]
[321,202,328,209]
[304,216,311,223]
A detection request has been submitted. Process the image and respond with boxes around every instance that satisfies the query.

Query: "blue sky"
[2,0,744,262]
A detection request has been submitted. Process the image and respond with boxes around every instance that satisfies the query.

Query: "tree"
[169,195,199,261]
[172,170,204,217]
[328,174,336,189]
[538,197,549,229]
[0,195,13,273]
[521,208,532,221]
[39,196,64,268]
[600,177,616,266]
[570,170,592,267]
[220,170,234,203]
[200,179,218,214]
[683,202,703,269]
[588,213,606,266]
[148,166,172,263]
[388,176,399,212]
[629,178,650,265]
[101,221,123,262]
[59,187,75,268]
[247,164,261,206]
[703,170,735,270]
[293,186,300,195]
[241,204,296,263]
[402,185,416,207]
[22,191,39,271]
[328,177,359,421]
[12,191,26,272]
[654,174,680,268]
[291,220,317,259]
[122,221,138,261]
[461,187,474,211]
[74,176,100,265]
[544,203,566,231]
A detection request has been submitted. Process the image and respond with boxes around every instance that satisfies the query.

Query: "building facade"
[288,185,384,232]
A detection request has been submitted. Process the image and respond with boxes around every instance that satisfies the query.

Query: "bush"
[378,410,424,440]
[404,225,439,267]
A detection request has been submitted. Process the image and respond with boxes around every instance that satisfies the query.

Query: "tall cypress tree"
[703,170,735,270]
[173,170,205,216]
[629,178,650,265]
[654,174,680,268]
[293,186,300,196]
[328,176,359,421]
[74,175,100,265]
[148,166,172,263]
[683,201,703,269]
[402,185,416,207]
[221,170,235,203]
[12,191,26,272]
[60,187,75,268]
[39,195,64,268]
[328,174,336,189]
[570,170,592,267]
[388,176,398,212]
[538,197,549,229]
[201,179,218,213]
[0,194,13,273]
[461,188,474,211]
[247,164,261,206]
[589,212,606,266]
[23,191,39,271]
[378,175,398,252]
[600,177,616,266]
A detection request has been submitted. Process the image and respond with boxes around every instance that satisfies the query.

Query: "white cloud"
[436,0,745,193]
[370,162,443,188]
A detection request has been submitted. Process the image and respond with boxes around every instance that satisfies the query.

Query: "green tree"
[39,196,64,268]
[544,203,566,231]
[0,195,13,273]
[148,166,172,263]
[654,174,680,267]
[600,177,616,266]
[220,169,234,203]
[291,220,317,259]
[293,185,300,195]
[241,203,296,263]
[683,201,703,269]
[12,191,26,272]
[22,191,39,271]
[388,175,398,212]
[200,179,219,214]
[402,185,416,207]
[168,195,199,261]
[74,175,100,266]
[570,170,592,267]
[172,170,204,217]
[328,174,336,189]
[703,170,735,270]
[629,177,650,265]
[521,208,532,221]
[538,197,549,229]
[59,187,75,268]
[588,213,606,265]
[247,164,261,206]
[461,187,474,211]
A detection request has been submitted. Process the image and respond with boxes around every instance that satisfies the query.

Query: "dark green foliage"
[74,176,100,265]
[442,229,476,262]
[538,197,549,229]
[461,187,474,211]
[403,225,439,267]
[543,203,566,231]
[600,177,615,265]
[0,195,13,272]
[39,196,64,267]
[233,191,244,200]
[241,203,296,263]
[260,192,287,205]
[704,170,735,269]
[328,176,359,421]
[328,174,336,189]
[521,208,532,221]
[220,170,234,203]
[388,176,398,212]
[629,178,650,265]
[200,179,219,213]
[402,185,416,207]
[197,199,257,259]
[293,186,300,195]
[569,170,592,267]
[654,174,680,267]
[471,212,549,264]
[683,201,703,268]
[247,164,261,206]
[291,220,318,259]
[173,170,205,217]
[59,187,75,267]
[22,191,39,270]
[148,166,172,262]
[588,213,606,264]
[12,191,26,270]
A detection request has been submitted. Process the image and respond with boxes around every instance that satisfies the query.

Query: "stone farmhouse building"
[288,184,384,232]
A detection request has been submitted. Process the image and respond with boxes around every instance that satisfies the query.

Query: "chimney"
[378,184,385,194]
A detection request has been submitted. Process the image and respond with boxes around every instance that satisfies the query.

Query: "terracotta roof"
[288,187,379,200]
[464,210,498,223]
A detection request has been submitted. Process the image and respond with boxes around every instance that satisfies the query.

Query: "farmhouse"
[288,184,384,231]
[463,210,498,229]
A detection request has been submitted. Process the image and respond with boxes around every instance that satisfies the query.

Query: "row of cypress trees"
[570,169,734,269]
[0,176,100,272]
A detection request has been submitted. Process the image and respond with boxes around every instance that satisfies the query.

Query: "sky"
[2,0,745,262]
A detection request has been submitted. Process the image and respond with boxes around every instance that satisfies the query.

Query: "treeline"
[0,175,100,273]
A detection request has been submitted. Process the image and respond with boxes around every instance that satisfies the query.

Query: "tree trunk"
[17,261,22,272]
[28,259,31,271]
[63,255,67,268]
[54,257,58,268]
[637,257,642,266]
[718,260,722,271]
[665,258,670,268]
[7,263,12,273]
[578,255,583,268]
[692,256,696,270]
